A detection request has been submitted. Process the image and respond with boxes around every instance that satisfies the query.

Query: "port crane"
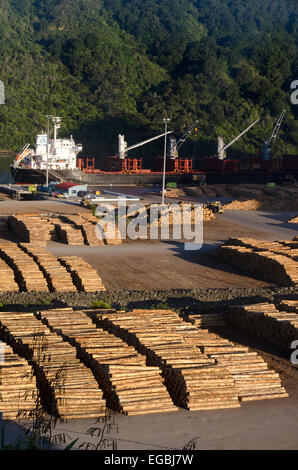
[167,120,199,158]
[217,119,260,160]
[118,131,173,159]
[262,110,286,160]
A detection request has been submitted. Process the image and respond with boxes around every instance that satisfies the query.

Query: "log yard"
[0,180,298,451]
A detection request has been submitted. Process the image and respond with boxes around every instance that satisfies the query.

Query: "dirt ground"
[47,217,274,290]
[0,199,297,290]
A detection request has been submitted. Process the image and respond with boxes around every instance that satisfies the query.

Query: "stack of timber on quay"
[214,238,298,286]
[0,257,19,292]
[0,242,106,293]
[19,244,105,292]
[278,299,298,313]
[36,308,176,415]
[6,213,122,246]
[94,308,242,410]
[0,311,106,419]
[19,244,78,292]
[59,214,105,246]
[0,343,38,420]
[0,308,290,418]
[0,243,48,292]
[182,327,288,402]
[94,308,288,406]
[226,302,298,353]
[58,256,106,292]
[187,313,226,329]
[7,215,55,243]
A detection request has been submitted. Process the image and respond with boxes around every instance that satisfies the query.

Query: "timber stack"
[0,243,48,292]
[0,311,106,419]
[36,308,176,415]
[187,313,226,329]
[94,309,241,410]
[54,223,85,245]
[182,327,288,402]
[7,214,55,243]
[226,302,298,352]
[58,256,106,292]
[215,241,298,286]
[0,257,19,292]
[19,244,77,292]
[59,214,104,246]
[278,299,298,313]
[0,343,38,420]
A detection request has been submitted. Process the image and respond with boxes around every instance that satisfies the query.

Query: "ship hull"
[10,166,283,186]
[10,166,194,185]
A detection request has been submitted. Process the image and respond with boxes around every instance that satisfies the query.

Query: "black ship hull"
[10,165,284,186]
[10,166,195,185]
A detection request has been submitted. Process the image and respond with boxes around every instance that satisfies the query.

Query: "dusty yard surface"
[1,199,297,290]
[47,216,275,290]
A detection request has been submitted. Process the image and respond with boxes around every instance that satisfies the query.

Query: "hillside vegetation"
[0,0,297,165]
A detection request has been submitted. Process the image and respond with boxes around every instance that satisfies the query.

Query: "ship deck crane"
[168,120,199,158]
[217,119,260,160]
[13,143,31,168]
[118,131,173,159]
[262,110,286,160]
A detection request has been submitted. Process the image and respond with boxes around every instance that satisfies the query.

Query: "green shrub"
[91,300,111,309]
[150,302,169,310]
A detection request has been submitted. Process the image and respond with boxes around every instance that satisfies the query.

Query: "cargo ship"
[10,117,194,185]
[10,114,298,186]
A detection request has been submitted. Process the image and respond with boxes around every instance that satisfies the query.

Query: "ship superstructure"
[12,117,82,172]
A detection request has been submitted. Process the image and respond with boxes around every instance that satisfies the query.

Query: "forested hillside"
[0,0,297,164]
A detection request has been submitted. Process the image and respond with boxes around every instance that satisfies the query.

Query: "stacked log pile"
[36,308,176,415]
[0,257,19,292]
[223,200,261,211]
[0,342,38,420]
[280,240,298,250]
[19,245,77,292]
[214,244,298,286]
[7,215,55,242]
[94,309,241,411]
[226,303,298,352]
[0,244,48,292]
[58,256,106,292]
[226,237,298,262]
[59,215,104,246]
[182,327,288,402]
[0,311,106,419]
[187,313,226,329]
[54,223,85,245]
[278,299,298,313]
[288,216,298,224]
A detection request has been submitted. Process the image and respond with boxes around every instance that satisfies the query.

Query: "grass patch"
[37,297,51,306]
[150,302,169,310]
[91,300,112,309]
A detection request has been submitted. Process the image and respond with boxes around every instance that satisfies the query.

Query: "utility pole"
[162,118,171,204]
[46,115,53,187]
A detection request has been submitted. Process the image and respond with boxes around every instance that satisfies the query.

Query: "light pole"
[162,118,171,204]
[45,115,53,187]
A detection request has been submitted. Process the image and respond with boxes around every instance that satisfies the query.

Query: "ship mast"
[53,117,62,148]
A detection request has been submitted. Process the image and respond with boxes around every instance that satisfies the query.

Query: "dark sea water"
[0,157,13,183]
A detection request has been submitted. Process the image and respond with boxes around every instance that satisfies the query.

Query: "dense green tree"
[0,0,297,163]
